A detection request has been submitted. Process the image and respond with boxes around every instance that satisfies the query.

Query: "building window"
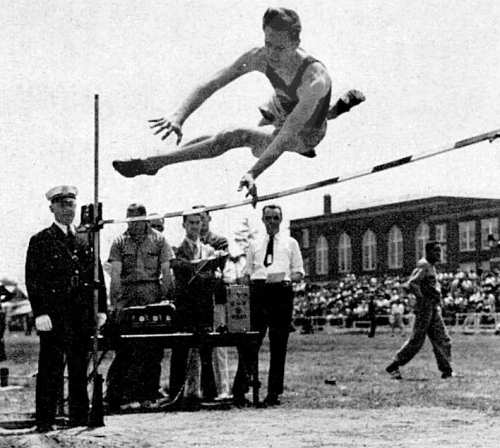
[388,226,403,269]
[415,222,429,260]
[303,257,310,276]
[302,228,310,249]
[338,232,352,273]
[315,235,329,275]
[435,224,447,263]
[362,230,377,271]
[481,218,499,250]
[459,221,476,252]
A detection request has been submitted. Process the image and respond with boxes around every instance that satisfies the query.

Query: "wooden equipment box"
[226,285,251,332]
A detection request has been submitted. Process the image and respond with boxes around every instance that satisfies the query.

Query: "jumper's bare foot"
[342,89,366,106]
[327,89,366,120]
[112,159,159,178]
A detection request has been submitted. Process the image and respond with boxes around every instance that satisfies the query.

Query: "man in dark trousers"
[25,185,107,432]
[105,203,174,410]
[386,241,453,379]
[168,207,226,406]
[233,204,304,406]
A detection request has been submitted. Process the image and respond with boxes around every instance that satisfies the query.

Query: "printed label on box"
[226,285,251,332]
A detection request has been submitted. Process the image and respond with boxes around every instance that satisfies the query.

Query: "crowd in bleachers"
[293,270,500,326]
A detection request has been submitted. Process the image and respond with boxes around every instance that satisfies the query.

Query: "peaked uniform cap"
[45,185,78,202]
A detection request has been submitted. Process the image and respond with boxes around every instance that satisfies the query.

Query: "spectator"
[105,203,174,411]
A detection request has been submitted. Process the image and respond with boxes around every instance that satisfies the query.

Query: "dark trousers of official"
[233,281,294,398]
[0,312,6,361]
[394,297,452,373]
[36,331,89,426]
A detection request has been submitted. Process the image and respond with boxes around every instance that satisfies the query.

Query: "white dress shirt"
[245,231,304,281]
[54,220,76,236]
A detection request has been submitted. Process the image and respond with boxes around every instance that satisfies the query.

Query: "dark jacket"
[25,224,107,336]
[171,238,218,331]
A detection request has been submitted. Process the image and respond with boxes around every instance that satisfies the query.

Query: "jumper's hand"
[238,173,258,208]
[149,117,183,144]
[35,314,52,332]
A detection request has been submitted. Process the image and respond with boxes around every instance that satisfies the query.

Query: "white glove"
[35,315,52,332]
[97,312,107,329]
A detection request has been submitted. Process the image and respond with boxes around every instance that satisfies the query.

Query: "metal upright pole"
[89,94,104,427]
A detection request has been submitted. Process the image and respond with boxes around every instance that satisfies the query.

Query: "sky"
[1,0,500,287]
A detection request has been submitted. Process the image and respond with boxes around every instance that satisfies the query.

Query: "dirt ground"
[1,406,500,448]
[2,331,500,447]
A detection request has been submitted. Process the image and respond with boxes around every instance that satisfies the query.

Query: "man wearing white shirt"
[234,204,304,406]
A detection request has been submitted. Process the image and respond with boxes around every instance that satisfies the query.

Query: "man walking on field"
[113,7,364,200]
[386,241,453,380]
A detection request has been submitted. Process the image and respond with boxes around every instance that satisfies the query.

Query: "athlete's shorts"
[258,95,327,158]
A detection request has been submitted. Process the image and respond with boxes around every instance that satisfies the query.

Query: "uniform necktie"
[66,226,76,250]
[264,235,274,267]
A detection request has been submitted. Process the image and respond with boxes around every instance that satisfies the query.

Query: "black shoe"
[103,400,121,414]
[68,418,88,428]
[182,396,202,411]
[233,395,252,407]
[263,394,281,406]
[441,370,454,379]
[385,363,402,380]
[36,422,56,433]
[112,159,158,178]
[324,377,337,385]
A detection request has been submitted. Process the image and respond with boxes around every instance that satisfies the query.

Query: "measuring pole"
[88,94,104,427]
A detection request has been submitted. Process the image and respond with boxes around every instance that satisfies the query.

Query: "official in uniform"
[25,185,107,432]
[233,204,304,406]
[105,203,174,410]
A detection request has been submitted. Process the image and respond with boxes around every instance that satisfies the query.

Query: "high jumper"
[112,7,365,200]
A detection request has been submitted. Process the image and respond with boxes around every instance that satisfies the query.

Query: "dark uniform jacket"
[25,224,107,337]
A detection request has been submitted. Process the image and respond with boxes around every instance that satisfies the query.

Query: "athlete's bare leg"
[113,127,274,177]
[112,89,365,178]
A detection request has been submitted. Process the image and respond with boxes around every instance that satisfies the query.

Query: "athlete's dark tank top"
[265,55,331,129]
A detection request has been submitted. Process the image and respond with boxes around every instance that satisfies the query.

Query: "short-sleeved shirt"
[245,231,304,282]
[108,228,173,284]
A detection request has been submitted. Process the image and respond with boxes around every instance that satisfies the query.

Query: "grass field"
[2,327,500,417]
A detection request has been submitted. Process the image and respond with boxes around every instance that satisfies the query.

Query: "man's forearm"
[409,283,423,300]
[173,82,219,125]
[248,138,290,179]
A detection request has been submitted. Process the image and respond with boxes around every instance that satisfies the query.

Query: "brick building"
[290,195,500,281]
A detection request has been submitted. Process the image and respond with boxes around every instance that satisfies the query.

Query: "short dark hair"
[262,204,283,219]
[262,7,301,41]
[425,241,441,253]
[126,203,147,217]
[182,212,202,224]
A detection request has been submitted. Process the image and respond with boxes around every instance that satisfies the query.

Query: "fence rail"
[293,312,500,334]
